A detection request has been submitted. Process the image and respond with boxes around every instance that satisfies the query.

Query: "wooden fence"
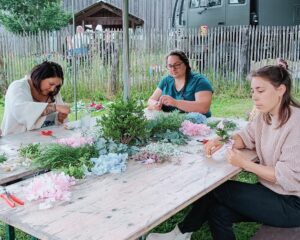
[0,25,300,98]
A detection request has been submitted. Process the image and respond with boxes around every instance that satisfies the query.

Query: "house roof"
[73,1,144,29]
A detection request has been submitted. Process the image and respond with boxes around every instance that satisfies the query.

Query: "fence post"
[240,26,250,76]
[110,46,120,95]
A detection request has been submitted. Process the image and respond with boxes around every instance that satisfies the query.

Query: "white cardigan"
[1,77,64,136]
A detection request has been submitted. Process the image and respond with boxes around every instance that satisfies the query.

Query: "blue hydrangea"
[185,112,207,124]
[89,153,128,176]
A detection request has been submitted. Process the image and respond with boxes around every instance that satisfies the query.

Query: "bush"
[98,98,148,144]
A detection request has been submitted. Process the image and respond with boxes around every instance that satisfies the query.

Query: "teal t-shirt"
[157,72,213,117]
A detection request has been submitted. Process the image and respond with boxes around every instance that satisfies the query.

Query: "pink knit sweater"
[238,106,300,197]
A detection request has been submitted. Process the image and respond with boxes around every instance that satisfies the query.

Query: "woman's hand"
[231,134,246,149]
[225,148,247,168]
[56,104,71,115]
[204,137,223,157]
[148,99,162,111]
[160,95,177,107]
[225,148,276,183]
[58,112,68,123]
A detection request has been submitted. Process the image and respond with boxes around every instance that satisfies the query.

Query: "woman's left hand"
[225,148,247,168]
[160,95,177,107]
[58,112,68,123]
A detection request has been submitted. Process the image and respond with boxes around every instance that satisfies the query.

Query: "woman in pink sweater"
[147,59,300,240]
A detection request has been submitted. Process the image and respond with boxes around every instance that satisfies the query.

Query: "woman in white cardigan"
[1,61,70,136]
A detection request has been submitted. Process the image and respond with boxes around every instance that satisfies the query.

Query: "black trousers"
[178,181,300,240]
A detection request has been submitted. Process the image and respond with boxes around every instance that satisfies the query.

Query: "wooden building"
[73,1,144,30]
[64,0,176,31]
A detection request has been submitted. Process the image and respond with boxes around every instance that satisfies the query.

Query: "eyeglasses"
[166,62,183,70]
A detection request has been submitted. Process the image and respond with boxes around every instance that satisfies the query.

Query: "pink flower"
[90,102,96,107]
[180,120,211,136]
[56,136,94,148]
[23,172,76,204]
[96,104,103,110]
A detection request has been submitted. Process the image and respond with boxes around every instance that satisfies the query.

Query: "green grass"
[211,96,253,119]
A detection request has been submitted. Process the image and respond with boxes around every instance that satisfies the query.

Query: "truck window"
[190,0,221,8]
[228,0,245,4]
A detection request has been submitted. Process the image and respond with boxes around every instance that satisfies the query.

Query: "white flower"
[217,120,224,130]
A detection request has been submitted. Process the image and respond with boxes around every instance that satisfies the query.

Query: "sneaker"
[146,225,192,240]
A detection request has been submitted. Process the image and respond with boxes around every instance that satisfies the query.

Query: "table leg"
[5,224,15,240]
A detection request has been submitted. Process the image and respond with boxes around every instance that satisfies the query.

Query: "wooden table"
[0,137,257,240]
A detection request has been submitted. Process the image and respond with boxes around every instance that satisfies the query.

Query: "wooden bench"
[252,225,300,240]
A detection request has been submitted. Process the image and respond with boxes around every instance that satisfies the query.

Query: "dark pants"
[178,181,300,240]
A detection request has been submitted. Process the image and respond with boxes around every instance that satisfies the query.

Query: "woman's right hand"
[147,99,162,111]
[204,137,224,157]
[56,104,71,115]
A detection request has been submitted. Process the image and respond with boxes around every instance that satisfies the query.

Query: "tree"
[0,0,71,33]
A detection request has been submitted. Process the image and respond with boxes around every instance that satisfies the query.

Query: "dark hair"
[165,50,192,95]
[30,61,64,102]
[248,58,300,128]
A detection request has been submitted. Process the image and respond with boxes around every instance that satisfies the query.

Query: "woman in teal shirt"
[148,50,213,117]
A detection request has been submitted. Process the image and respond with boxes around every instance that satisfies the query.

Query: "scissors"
[40,130,57,138]
[197,139,209,144]
[0,187,24,208]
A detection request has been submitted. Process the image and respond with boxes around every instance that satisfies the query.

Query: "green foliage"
[146,111,188,144]
[19,143,41,159]
[0,153,7,163]
[0,0,71,33]
[151,130,188,145]
[32,144,98,179]
[235,171,258,184]
[147,110,186,134]
[98,98,148,144]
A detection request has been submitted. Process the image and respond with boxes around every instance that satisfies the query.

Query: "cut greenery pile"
[18,98,238,179]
